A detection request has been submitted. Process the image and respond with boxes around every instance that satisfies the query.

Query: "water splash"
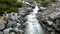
[25,5,44,34]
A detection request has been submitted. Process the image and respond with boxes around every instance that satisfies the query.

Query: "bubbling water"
[25,5,44,34]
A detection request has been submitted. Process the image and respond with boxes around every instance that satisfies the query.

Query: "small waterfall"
[25,5,44,34]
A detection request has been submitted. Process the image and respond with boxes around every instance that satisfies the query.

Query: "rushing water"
[25,5,44,34]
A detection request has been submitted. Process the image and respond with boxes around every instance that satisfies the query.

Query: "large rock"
[7,21,16,27]
[0,17,5,30]
[3,27,12,34]
[48,12,60,20]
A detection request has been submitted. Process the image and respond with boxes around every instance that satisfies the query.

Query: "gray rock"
[47,21,53,25]
[13,28,20,32]
[55,8,60,11]
[3,27,12,34]
[47,27,52,31]
[7,21,16,27]
[48,12,60,20]
[18,8,27,16]
[20,30,24,34]
[18,8,32,16]
[0,31,3,34]
[12,23,21,28]
[0,18,5,30]
[10,32,15,34]
[16,23,21,28]
[40,7,46,10]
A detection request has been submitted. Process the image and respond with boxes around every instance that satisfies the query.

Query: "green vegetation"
[41,0,55,6]
[0,0,24,15]
[35,0,55,7]
[41,0,50,6]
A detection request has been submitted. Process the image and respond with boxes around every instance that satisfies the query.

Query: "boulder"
[48,12,60,20]
[0,17,5,30]
[3,27,12,34]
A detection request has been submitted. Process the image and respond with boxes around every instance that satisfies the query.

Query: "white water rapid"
[25,5,44,34]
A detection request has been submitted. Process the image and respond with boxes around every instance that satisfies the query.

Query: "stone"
[18,8,32,17]
[20,30,24,33]
[48,12,60,20]
[3,27,12,34]
[7,21,16,27]
[16,23,21,27]
[55,8,60,11]
[12,23,21,28]
[40,7,46,10]
[0,17,5,30]
[47,21,53,25]
[10,32,15,34]
[15,19,20,23]
[47,27,52,31]
[0,31,3,34]
[13,28,20,32]
[18,8,27,16]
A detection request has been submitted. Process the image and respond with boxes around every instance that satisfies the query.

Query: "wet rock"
[0,17,5,30]
[0,31,3,34]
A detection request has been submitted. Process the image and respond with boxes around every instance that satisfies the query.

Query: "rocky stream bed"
[0,0,60,34]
